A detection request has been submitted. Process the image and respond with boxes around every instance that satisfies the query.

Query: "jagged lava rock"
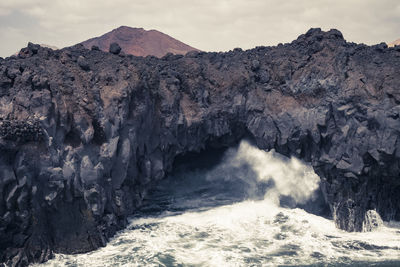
[0,28,400,266]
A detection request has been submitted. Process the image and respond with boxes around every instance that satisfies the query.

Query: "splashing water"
[37,140,400,267]
[206,140,321,205]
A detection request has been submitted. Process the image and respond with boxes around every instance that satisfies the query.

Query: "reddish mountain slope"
[388,38,400,47]
[80,26,200,57]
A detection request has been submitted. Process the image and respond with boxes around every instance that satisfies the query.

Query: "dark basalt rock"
[109,42,121,55]
[77,56,90,71]
[0,28,399,266]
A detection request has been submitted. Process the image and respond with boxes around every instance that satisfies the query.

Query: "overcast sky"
[0,0,399,57]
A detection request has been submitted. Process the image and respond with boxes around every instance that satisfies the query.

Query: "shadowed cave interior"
[137,137,332,220]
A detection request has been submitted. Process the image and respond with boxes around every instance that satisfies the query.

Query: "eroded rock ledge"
[0,28,399,266]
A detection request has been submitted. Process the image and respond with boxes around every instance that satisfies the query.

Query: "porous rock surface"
[0,28,399,266]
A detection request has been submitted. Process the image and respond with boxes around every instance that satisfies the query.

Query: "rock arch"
[0,29,399,266]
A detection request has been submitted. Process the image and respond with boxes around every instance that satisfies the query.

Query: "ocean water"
[37,141,400,267]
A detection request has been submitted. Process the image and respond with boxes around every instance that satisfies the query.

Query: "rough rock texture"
[108,43,121,55]
[0,28,400,266]
[13,44,58,57]
[81,26,200,57]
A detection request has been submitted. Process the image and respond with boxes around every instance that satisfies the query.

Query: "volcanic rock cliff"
[0,28,400,266]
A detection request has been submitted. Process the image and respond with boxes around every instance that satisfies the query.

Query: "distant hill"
[388,38,400,47]
[80,26,200,57]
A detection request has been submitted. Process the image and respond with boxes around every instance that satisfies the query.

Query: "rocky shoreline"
[0,28,399,266]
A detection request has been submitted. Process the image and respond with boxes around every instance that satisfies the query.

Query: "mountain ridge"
[388,38,400,47]
[80,26,200,57]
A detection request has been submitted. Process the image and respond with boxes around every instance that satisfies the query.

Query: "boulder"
[109,43,121,55]
[77,56,90,71]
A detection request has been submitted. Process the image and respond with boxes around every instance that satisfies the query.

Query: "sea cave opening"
[137,138,331,219]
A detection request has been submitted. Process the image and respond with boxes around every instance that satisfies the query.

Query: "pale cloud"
[0,8,11,16]
[0,0,399,57]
